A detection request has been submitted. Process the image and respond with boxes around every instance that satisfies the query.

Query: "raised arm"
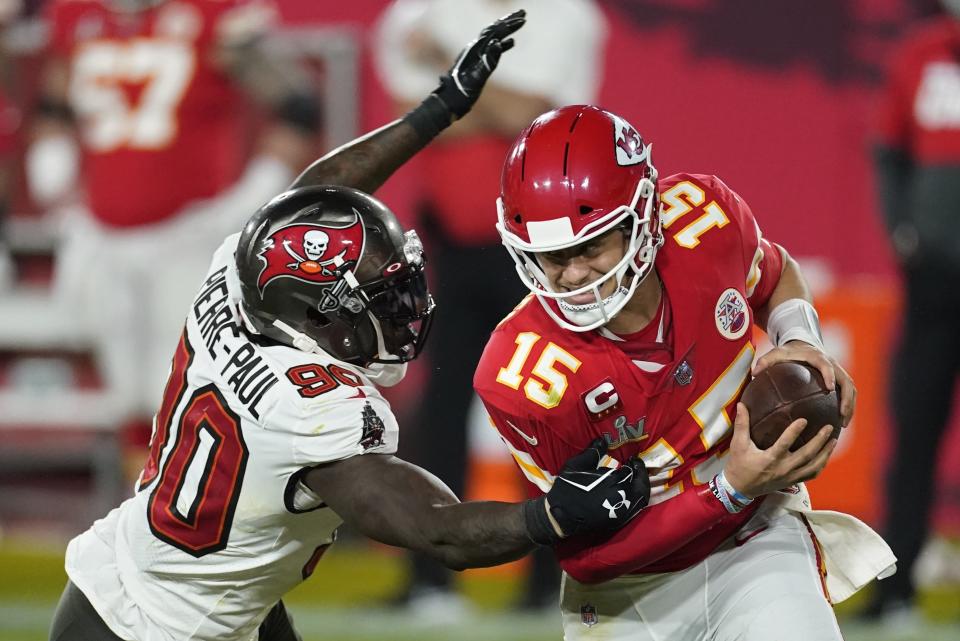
[289,119,428,196]
[304,440,648,571]
[290,10,527,195]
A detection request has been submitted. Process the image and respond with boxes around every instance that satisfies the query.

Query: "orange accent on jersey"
[801,514,832,604]
[511,452,549,483]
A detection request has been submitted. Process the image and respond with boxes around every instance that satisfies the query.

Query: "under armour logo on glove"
[603,491,631,519]
[522,439,652,544]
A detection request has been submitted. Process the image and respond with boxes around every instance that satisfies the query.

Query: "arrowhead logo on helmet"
[255,219,365,294]
[613,116,648,166]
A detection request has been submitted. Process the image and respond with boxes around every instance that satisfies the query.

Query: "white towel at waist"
[752,483,897,603]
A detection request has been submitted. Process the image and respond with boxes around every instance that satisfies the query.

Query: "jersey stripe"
[745,244,764,297]
[499,436,555,492]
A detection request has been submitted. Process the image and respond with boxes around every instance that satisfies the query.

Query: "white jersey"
[65,234,400,641]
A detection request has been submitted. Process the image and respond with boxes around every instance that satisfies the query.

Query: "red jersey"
[47,0,275,227]
[0,91,18,157]
[874,16,960,162]
[420,137,510,245]
[475,173,785,582]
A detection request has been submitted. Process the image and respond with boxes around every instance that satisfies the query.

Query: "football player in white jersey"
[48,11,651,641]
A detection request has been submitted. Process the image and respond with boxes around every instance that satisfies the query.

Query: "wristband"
[522,497,560,545]
[433,74,472,118]
[709,475,742,514]
[717,470,754,507]
[765,298,825,351]
[402,94,454,143]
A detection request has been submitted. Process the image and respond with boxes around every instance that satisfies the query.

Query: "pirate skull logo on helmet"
[237,186,435,366]
[303,230,329,260]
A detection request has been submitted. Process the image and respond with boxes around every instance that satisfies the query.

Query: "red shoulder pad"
[658,173,782,308]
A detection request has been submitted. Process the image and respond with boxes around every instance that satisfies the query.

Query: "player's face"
[536,228,628,303]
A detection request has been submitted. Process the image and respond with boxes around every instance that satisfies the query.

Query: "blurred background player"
[372,0,607,615]
[867,0,960,623]
[26,0,320,465]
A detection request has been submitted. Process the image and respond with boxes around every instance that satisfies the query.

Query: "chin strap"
[272,318,321,354]
[238,302,319,353]
[361,362,408,387]
[274,316,408,386]
[236,302,259,334]
[366,310,411,364]
[367,311,391,358]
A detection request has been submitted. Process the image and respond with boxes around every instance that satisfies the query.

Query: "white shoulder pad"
[261,350,399,466]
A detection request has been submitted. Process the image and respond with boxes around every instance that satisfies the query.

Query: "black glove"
[433,9,526,118]
[523,438,651,545]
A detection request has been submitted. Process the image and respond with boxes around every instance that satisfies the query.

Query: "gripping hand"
[524,439,650,544]
[433,9,526,118]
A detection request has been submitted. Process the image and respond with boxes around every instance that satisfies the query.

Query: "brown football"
[740,361,842,451]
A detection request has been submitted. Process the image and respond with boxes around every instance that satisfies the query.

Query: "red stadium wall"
[275,0,901,278]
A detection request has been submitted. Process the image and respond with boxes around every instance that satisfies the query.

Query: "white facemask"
[556,285,633,328]
[498,168,661,333]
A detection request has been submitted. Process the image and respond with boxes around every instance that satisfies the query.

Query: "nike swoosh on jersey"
[506,420,538,446]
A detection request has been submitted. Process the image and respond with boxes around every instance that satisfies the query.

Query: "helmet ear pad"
[335,310,381,364]
[302,304,377,364]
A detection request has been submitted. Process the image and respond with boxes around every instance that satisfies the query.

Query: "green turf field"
[1,539,957,641]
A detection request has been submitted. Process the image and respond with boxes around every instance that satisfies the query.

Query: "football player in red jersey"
[474,105,896,640]
[864,0,960,621]
[28,0,319,445]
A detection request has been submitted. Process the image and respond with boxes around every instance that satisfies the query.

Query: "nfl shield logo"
[674,360,694,386]
[580,603,598,627]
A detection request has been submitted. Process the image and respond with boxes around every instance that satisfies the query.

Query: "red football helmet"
[497,105,661,331]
